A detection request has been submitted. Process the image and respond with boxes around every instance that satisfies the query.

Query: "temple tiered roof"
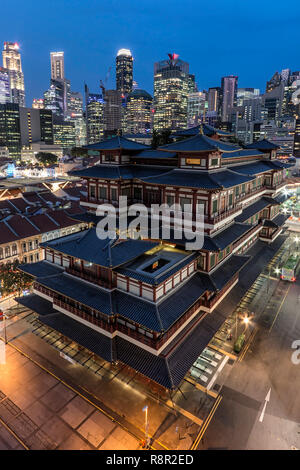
[84,135,149,151]
[40,228,159,268]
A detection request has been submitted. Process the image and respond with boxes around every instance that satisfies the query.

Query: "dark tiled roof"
[115,337,173,388]
[40,311,113,362]
[0,222,19,243]
[204,223,254,251]
[245,139,279,150]
[230,161,276,175]
[114,271,214,332]
[173,124,233,138]
[271,213,290,227]
[235,197,278,223]
[133,149,177,159]
[15,293,56,316]
[116,252,198,285]
[139,168,254,189]
[69,164,168,180]
[41,228,159,268]
[159,134,218,152]
[18,261,64,278]
[5,215,40,238]
[263,219,278,228]
[84,136,149,151]
[38,273,113,315]
[222,149,264,159]
[210,254,250,290]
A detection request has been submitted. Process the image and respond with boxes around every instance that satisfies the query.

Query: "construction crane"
[100,65,112,96]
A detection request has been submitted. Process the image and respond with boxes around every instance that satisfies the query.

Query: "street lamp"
[274,267,280,277]
[142,405,150,449]
[0,312,7,344]
[242,316,250,334]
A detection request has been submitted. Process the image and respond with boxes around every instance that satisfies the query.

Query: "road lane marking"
[0,416,29,450]
[259,388,271,423]
[190,395,222,450]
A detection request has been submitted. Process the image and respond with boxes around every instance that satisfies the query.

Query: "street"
[200,275,300,450]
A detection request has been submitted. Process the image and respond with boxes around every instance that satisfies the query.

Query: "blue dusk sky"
[1,0,300,106]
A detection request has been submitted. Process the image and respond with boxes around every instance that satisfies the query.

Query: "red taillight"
[292,277,296,282]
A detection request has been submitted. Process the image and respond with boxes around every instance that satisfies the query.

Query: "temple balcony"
[65,266,112,289]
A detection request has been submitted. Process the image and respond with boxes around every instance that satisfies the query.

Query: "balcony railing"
[34,282,210,351]
[232,222,262,251]
[209,204,242,224]
[264,181,285,190]
[65,267,112,289]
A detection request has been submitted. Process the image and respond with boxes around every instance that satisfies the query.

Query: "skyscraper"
[221,75,238,122]
[153,54,189,132]
[104,89,123,135]
[208,87,221,114]
[67,91,86,146]
[2,42,25,107]
[85,85,105,144]
[19,107,54,146]
[187,91,207,128]
[50,52,65,80]
[116,49,133,96]
[125,89,153,134]
[0,67,10,104]
[0,103,21,158]
[44,79,65,118]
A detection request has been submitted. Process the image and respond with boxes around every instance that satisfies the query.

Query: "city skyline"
[2,0,300,106]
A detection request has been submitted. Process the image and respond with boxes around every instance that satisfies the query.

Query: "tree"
[151,130,172,149]
[0,260,33,298]
[35,152,58,167]
[71,147,88,158]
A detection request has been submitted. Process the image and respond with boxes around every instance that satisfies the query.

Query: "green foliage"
[70,147,87,158]
[35,152,58,167]
[151,130,172,149]
[0,260,33,297]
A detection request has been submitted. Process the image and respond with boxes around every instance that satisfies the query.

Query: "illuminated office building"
[153,54,189,132]
[104,89,122,134]
[0,67,10,104]
[208,87,221,114]
[221,75,238,122]
[2,42,25,106]
[116,49,133,95]
[85,85,105,144]
[0,103,21,158]
[187,91,207,128]
[50,52,65,80]
[53,117,76,150]
[19,107,54,146]
[237,88,260,106]
[293,118,300,158]
[125,89,152,134]
[44,79,65,118]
